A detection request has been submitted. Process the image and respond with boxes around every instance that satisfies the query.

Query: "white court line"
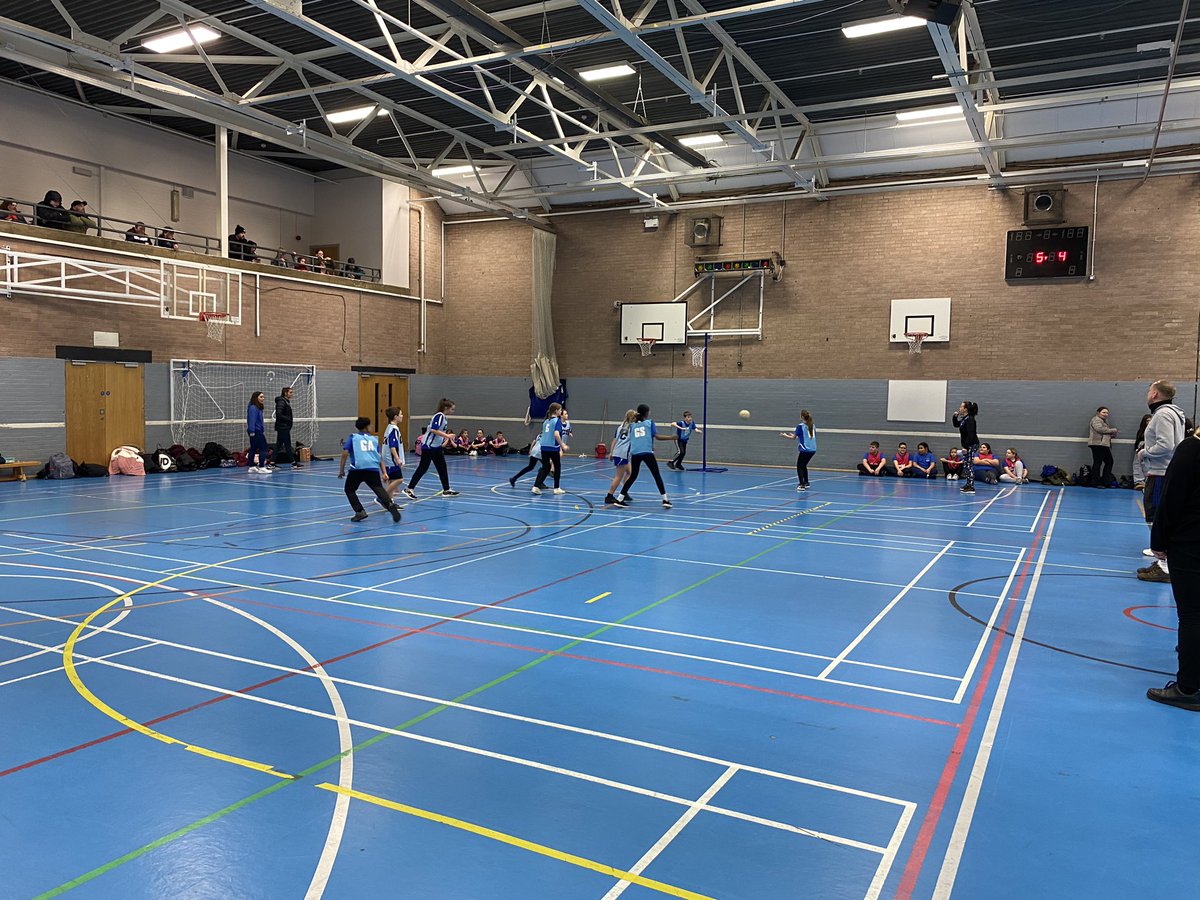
[603,765,739,900]
[868,794,917,900]
[0,630,902,856]
[202,596,353,900]
[0,641,158,688]
[966,487,1015,528]
[1029,491,1050,533]
[817,542,956,681]
[932,491,1063,899]
[0,537,988,693]
[952,549,1025,705]
[0,573,132,670]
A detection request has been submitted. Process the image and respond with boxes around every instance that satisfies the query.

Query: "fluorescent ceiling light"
[327,106,387,125]
[1121,159,1148,167]
[579,63,636,82]
[678,133,725,147]
[896,104,963,122]
[841,15,925,39]
[432,165,475,177]
[142,25,220,54]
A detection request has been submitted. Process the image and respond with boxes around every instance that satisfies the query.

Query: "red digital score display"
[1006,227,1089,280]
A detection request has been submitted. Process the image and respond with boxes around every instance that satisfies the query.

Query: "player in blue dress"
[604,409,637,505]
[616,404,675,508]
[668,411,701,470]
[778,408,816,491]
[381,406,407,499]
[338,417,402,522]
[405,398,460,499]
[532,402,569,494]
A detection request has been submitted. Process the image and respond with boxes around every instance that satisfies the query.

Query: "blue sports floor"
[0,456,1195,898]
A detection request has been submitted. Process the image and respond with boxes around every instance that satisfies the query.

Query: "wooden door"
[357,375,409,446]
[65,362,145,466]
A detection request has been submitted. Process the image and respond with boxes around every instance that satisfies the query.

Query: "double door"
[357,375,409,448]
[65,362,146,466]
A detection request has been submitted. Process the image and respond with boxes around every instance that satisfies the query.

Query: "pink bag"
[109,445,146,477]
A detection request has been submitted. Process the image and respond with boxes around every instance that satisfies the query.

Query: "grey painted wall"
[1,360,1182,475]
[410,374,1188,476]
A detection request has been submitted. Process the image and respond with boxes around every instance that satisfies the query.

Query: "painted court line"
[932,492,1063,898]
[953,549,1026,705]
[817,542,955,681]
[966,486,1015,528]
[1029,491,1050,532]
[0,641,158,688]
[602,765,739,900]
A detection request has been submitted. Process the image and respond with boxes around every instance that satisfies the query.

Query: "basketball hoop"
[904,331,928,355]
[636,337,657,357]
[689,345,706,368]
[199,312,230,343]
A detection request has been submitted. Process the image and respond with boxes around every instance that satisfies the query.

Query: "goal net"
[170,360,319,451]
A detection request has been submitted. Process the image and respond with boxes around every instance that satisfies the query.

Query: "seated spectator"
[66,200,96,234]
[858,441,886,476]
[469,429,489,454]
[941,447,964,480]
[312,250,328,275]
[999,447,1028,483]
[1,198,27,224]
[447,429,470,455]
[271,249,290,267]
[228,225,257,261]
[891,441,913,477]
[345,257,364,279]
[912,442,938,478]
[125,222,151,244]
[35,190,70,229]
[490,431,509,456]
[972,442,1002,484]
[294,254,309,271]
[156,227,179,250]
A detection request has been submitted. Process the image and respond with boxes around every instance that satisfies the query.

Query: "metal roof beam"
[928,21,1002,181]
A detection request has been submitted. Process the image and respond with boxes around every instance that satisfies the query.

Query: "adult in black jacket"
[228,225,257,262]
[1147,430,1200,710]
[35,190,70,230]
[952,400,980,495]
[273,386,301,467]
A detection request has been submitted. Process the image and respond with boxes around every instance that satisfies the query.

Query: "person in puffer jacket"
[35,190,70,230]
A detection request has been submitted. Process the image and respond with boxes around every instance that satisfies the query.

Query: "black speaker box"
[886,0,963,26]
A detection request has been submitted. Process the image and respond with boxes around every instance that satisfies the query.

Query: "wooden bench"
[0,461,41,482]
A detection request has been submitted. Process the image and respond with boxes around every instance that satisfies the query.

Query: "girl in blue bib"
[616,404,674,508]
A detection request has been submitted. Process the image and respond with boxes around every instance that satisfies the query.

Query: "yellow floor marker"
[585,591,612,604]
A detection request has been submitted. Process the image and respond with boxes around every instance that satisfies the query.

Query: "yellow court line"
[585,591,612,604]
[316,783,715,900]
[749,501,831,535]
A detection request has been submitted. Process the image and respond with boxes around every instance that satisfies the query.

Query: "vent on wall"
[686,215,722,248]
[1024,186,1066,225]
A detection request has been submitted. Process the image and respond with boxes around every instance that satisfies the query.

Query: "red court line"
[228,594,958,727]
[893,493,1057,899]
[1,501,782,780]
[1123,604,1176,631]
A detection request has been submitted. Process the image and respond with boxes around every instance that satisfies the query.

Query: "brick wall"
[442,176,1198,383]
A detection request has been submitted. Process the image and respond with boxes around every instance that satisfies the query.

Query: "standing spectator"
[65,200,96,234]
[1087,406,1119,487]
[1,198,27,224]
[1138,380,1188,583]
[273,386,300,468]
[125,222,151,244]
[35,190,70,229]
[246,391,271,474]
[345,257,364,279]
[156,228,179,250]
[779,408,816,491]
[1146,425,1200,710]
[953,400,980,495]
[228,225,257,261]
[1133,413,1153,490]
[312,250,328,275]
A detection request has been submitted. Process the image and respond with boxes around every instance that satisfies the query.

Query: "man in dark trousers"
[273,386,301,468]
[1146,425,1200,710]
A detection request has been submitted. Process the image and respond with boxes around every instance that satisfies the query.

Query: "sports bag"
[47,452,75,479]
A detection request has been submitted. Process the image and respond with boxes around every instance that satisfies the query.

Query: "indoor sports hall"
[1,2,1198,898]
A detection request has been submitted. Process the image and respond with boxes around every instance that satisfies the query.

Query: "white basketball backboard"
[619,302,688,345]
[889,297,951,343]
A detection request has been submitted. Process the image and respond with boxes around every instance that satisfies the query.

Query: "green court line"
[38,494,887,897]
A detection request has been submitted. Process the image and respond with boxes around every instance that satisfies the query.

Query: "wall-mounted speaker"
[686,215,722,248]
[1023,186,1066,225]
[886,0,962,26]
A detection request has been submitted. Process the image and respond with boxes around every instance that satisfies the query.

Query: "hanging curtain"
[530,229,560,399]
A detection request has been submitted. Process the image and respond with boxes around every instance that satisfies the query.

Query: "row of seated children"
[415,427,511,456]
[858,441,1028,483]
